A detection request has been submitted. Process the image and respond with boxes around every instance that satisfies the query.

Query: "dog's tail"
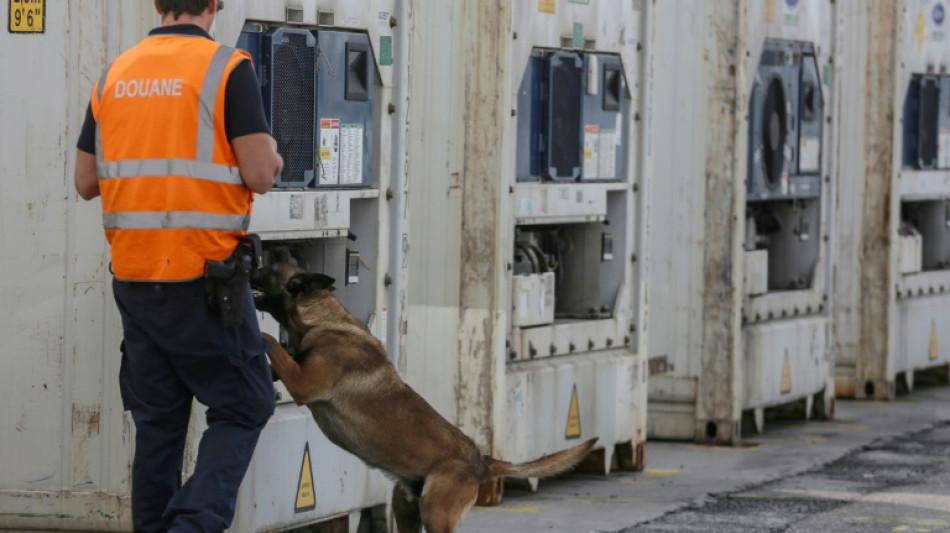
[486,438,597,480]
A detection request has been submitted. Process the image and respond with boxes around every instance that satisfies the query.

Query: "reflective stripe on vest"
[103,211,250,231]
[97,159,242,185]
[93,37,253,281]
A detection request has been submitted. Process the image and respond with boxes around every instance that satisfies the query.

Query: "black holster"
[205,234,262,327]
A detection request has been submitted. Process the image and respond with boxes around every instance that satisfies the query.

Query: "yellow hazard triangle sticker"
[565,385,582,439]
[295,443,316,513]
[930,321,938,361]
[781,350,792,394]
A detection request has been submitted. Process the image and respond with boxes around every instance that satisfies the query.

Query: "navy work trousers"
[113,278,276,533]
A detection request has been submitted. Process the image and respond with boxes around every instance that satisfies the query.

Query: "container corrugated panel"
[0,2,155,530]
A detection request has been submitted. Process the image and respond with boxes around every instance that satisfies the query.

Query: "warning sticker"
[295,443,316,513]
[9,0,45,33]
[781,350,792,394]
[565,385,582,439]
[930,321,938,361]
[538,0,555,14]
[339,124,364,185]
[319,119,340,185]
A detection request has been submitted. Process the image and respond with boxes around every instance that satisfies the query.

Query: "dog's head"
[251,262,336,326]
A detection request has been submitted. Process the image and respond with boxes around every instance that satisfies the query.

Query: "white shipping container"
[647,0,836,443]
[833,0,950,400]
[405,0,651,486]
[0,1,408,531]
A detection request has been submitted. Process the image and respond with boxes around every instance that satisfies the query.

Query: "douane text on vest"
[114,78,185,99]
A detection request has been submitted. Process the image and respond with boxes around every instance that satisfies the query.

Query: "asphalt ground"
[459,382,950,533]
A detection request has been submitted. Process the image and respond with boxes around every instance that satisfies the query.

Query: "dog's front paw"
[261,332,279,348]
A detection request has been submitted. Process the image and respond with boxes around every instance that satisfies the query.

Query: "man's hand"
[233,133,284,194]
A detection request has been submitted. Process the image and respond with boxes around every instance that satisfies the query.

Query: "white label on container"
[799,136,820,173]
[290,194,304,220]
[319,119,340,185]
[583,125,599,180]
[538,286,546,317]
[599,130,617,180]
[339,124,364,185]
[519,290,529,319]
[939,128,950,168]
[517,198,533,214]
[379,306,388,344]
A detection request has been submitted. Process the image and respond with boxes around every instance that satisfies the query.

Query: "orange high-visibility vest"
[91,33,253,281]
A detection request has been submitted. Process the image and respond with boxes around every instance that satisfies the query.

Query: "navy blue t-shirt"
[76,24,270,154]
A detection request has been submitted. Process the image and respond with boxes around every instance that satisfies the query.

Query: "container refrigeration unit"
[405,0,650,502]
[647,0,836,443]
[0,1,408,531]
[834,0,950,400]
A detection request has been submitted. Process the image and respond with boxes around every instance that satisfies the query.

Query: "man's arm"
[233,133,283,194]
[225,60,283,194]
[74,149,100,200]
[74,103,99,200]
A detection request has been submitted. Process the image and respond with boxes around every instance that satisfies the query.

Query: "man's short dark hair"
[156,0,215,18]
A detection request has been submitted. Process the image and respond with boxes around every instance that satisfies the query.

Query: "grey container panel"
[314,30,377,188]
[940,76,950,169]
[797,52,823,174]
[516,51,544,183]
[911,200,950,269]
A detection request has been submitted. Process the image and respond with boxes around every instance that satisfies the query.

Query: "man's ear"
[286,273,336,296]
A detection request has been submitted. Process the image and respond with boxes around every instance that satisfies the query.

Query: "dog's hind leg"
[418,471,479,533]
[392,484,422,533]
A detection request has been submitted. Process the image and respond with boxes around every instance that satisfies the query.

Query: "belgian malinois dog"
[252,262,597,533]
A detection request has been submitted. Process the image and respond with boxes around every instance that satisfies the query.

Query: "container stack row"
[0,1,947,531]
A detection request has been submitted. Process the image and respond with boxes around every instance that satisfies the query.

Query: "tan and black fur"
[252,262,597,533]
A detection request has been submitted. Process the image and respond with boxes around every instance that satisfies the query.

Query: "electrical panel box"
[515,50,585,182]
[898,225,923,275]
[511,272,555,327]
[748,40,821,202]
[238,27,377,189]
[743,250,769,296]
[580,54,625,182]
[314,30,376,188]
[903,75,940,170]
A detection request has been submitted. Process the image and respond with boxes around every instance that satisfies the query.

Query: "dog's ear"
[286,273,337,296]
